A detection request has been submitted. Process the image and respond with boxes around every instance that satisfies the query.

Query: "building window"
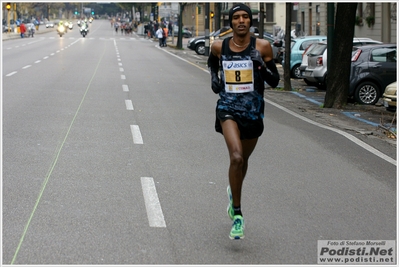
[357,3,363,18]
[291,4,298,22]
[265,3,274,22]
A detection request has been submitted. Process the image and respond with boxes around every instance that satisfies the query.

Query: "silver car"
[298,42,320,85]
[302,42,328,89]
[303,38,383,89]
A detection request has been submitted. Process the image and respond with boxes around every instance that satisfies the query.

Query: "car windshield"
[290,40,296,49]
[309,43,327,56]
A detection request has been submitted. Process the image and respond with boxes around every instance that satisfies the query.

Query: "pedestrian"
[207,3,280,240]
[156,26,164,47]
[162,25,168,47]
[19,23,26,38]
[168,21,173,37]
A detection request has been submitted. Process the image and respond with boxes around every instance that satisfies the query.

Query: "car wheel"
[291,64,301,79]
[317,73,327,90]
[354,81,380,105]
[195,43,205,55]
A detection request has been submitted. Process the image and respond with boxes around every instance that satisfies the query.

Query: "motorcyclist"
[57,21,66,34]
[80,20,89,36]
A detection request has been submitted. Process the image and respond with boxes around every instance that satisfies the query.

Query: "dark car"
[172,25,192,38]
[187,26,231,55]
[349,44,396,105]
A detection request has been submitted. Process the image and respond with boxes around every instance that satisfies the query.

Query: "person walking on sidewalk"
[207,3,280,240]
[162,25,168,47]
[19,23,26,38]
[156,26,164,47]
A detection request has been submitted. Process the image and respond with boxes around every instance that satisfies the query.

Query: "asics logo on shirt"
[227,62,248,69]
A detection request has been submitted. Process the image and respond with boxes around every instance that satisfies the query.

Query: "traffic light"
[210,11,214,18]
[91,11,94,15]
[6,2,11,10]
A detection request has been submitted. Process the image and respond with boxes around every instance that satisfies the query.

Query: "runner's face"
[231,11,250,35]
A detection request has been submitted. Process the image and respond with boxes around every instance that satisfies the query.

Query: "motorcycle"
[27,24,35,37]
[273,39,284,64]
[80,25,88,37]
[57,25,66,37]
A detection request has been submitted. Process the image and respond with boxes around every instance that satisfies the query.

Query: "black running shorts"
[215,109,264,140]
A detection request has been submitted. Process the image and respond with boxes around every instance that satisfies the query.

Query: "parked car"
[352,37,383,47]
[187,26,231,55]
[349,44,397,105]
[382,81,397,112]
[302,38,383,89]
[173,25,192,38]
[282,35,327,79]
[298,42,320,85]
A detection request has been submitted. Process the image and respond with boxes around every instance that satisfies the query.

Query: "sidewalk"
[2,27,55,41]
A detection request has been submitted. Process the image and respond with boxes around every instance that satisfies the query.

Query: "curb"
[2,27,59,41]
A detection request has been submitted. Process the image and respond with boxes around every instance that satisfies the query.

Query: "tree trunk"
[324,3,357,108]
[283,3,292,91]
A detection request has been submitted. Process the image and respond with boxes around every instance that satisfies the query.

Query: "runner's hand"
[211,72,223,94]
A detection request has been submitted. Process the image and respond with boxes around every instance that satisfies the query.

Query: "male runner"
[207,3,280,239]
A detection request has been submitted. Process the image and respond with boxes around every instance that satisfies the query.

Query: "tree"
[283,3,292,91]
[324,3,357,108]
[177,3,187,49]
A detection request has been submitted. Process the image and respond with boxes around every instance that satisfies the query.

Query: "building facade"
[297,3,396,42]
[178,2,396,43]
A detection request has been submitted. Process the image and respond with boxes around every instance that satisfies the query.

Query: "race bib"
[223,60,254,93]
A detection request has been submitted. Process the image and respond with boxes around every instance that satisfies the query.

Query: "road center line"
[141,177,166,228]
[125,99,134,110]
[6,71,17,77]
[130,125,143,144]
[122,84,129,92]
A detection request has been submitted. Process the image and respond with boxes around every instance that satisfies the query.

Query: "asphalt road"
[2,19,396,265]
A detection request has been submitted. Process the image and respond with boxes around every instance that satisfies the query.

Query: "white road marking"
[34,60,41,64]
[122,84,129,92]
[6,71,17,77]
[119,68,124,72]
[22,65,31,69]
[121,75,126,79]
[130,125,143,144]
[141,177,166,228]
[265,98,397,166]
[125,100,134,110]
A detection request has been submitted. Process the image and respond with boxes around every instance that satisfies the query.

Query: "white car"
[46,22,54,28]
[382,81,397,112]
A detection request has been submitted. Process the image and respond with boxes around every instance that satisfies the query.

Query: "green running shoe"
[227,185,234,220]
[230,215,245,240]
